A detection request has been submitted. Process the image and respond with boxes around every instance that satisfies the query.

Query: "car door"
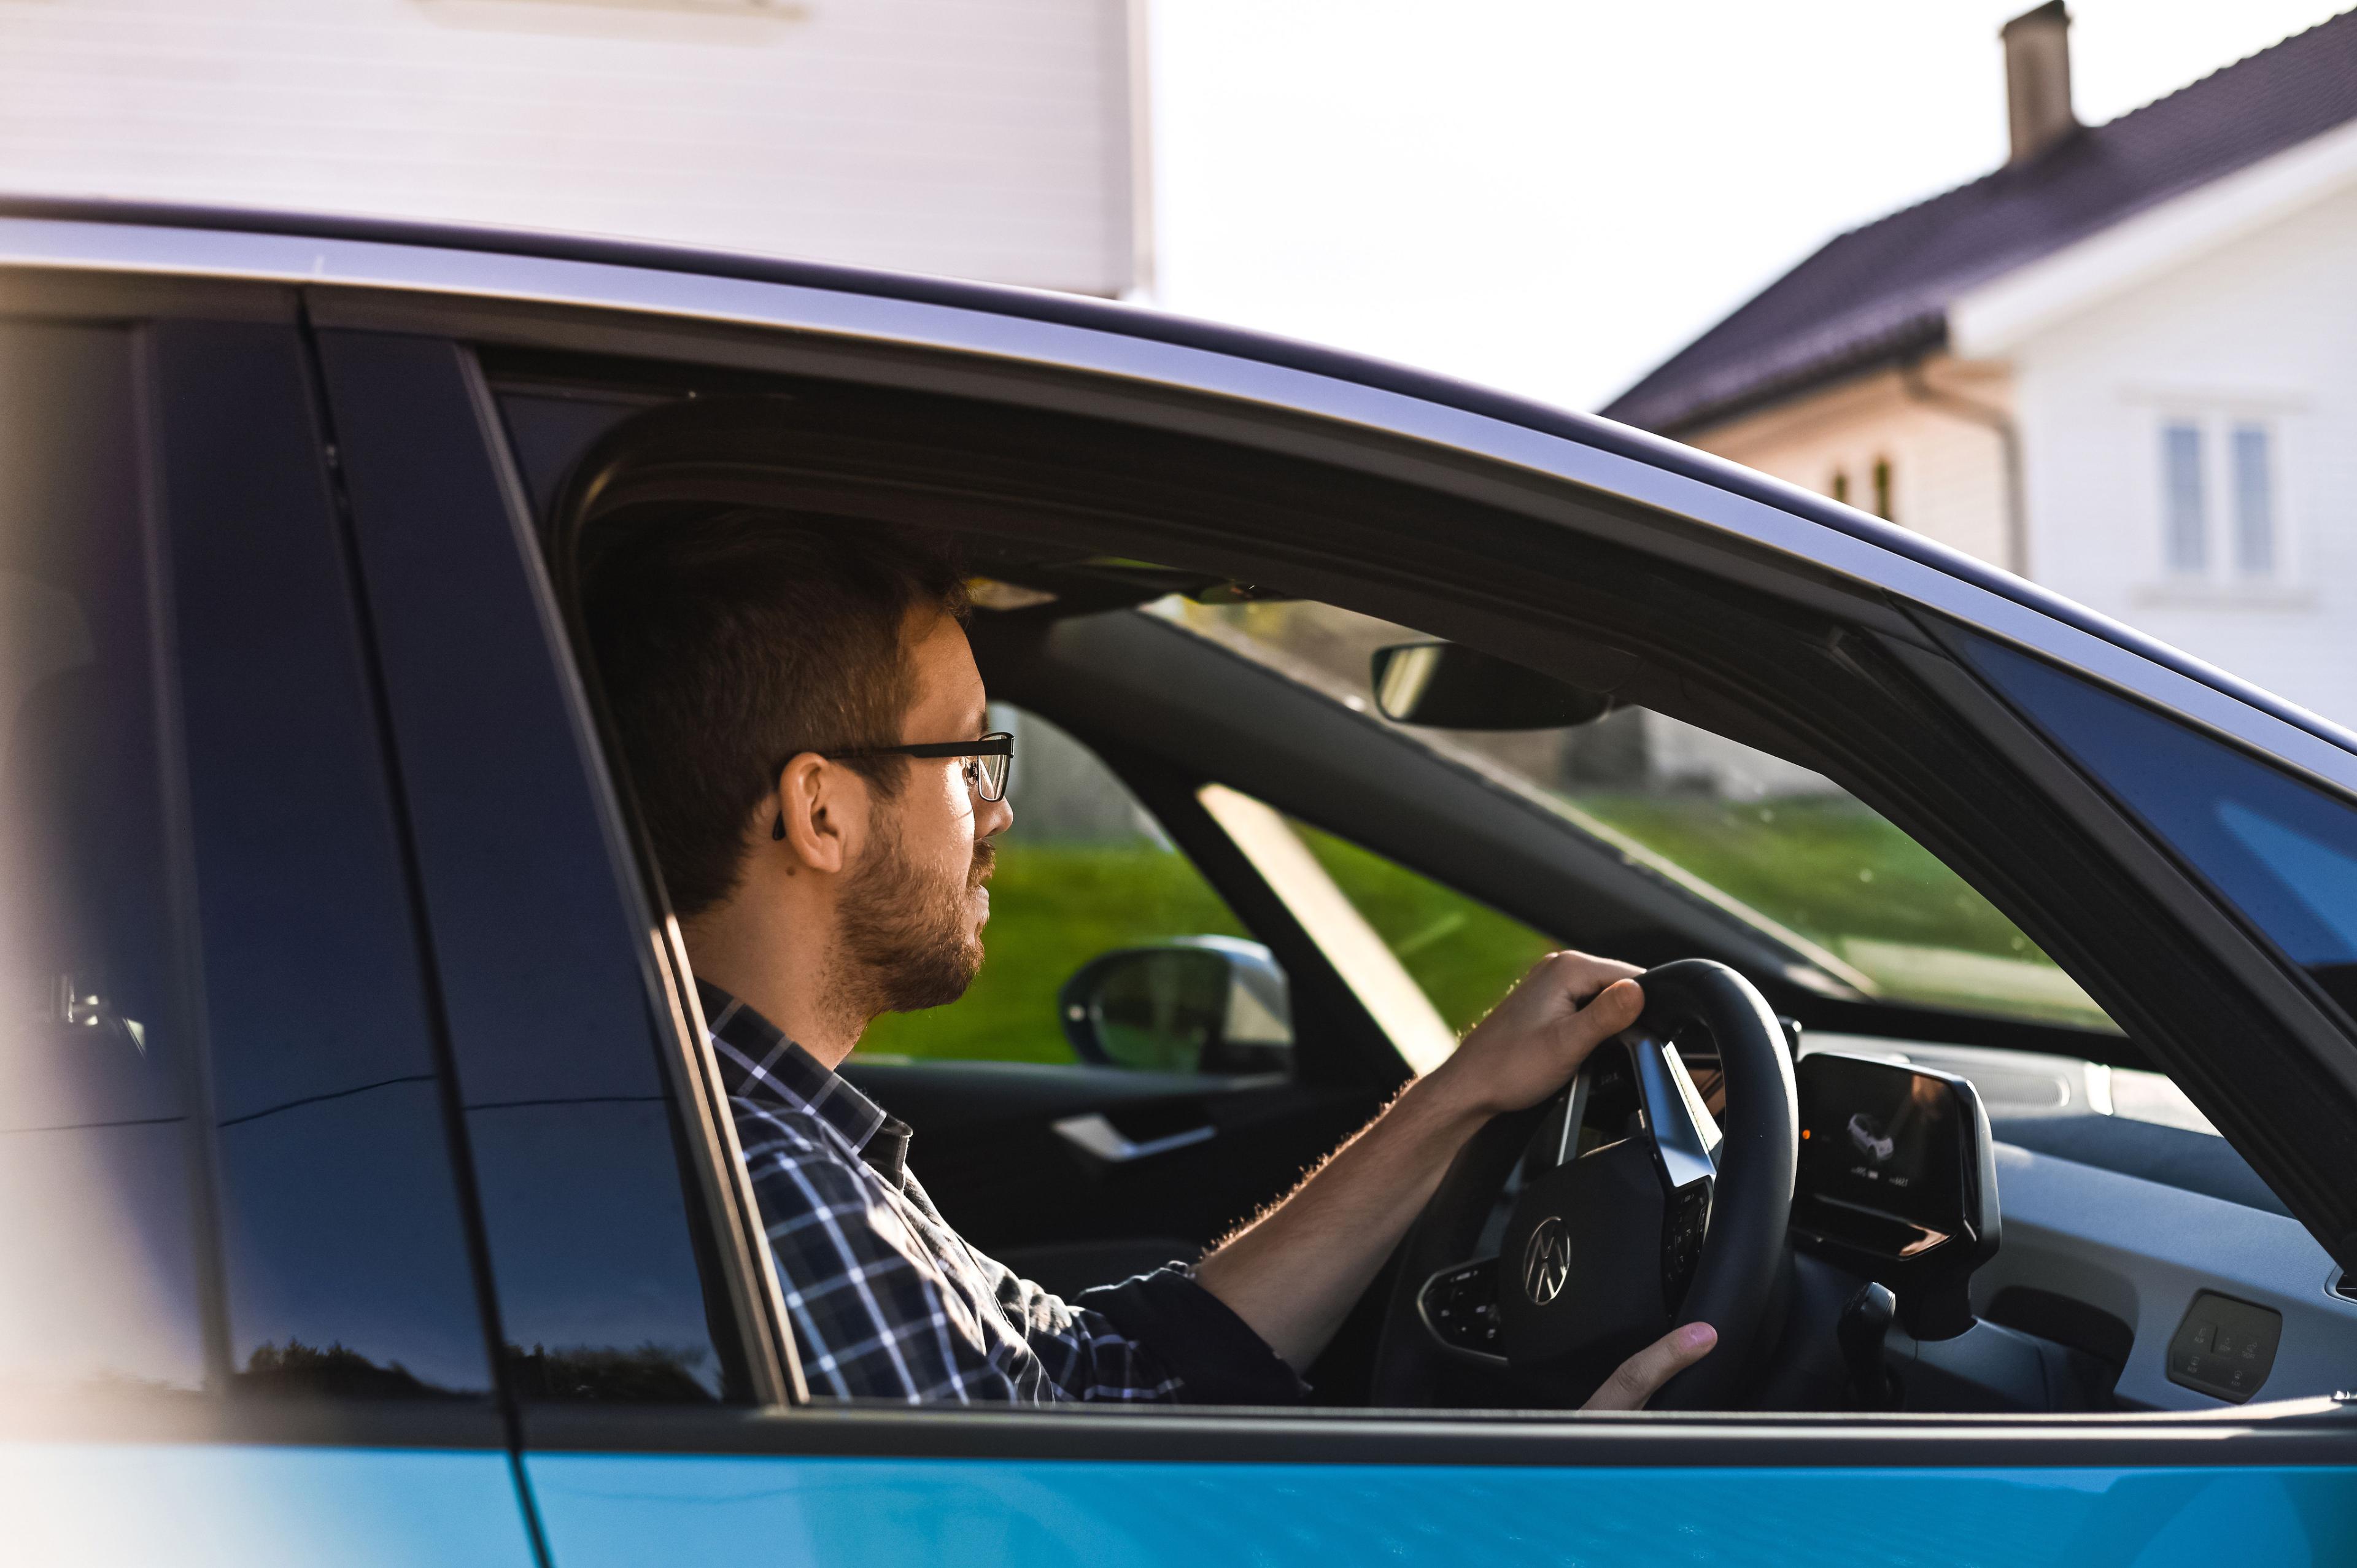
[294,284,2357,1564]
[0,301,539,1564]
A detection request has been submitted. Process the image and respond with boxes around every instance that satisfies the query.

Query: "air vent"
[2334,1271,2357,1305]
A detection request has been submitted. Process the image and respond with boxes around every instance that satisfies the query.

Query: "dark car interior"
[501,354,2357,1419]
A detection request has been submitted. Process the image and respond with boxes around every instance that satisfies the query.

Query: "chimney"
[2000,2,2078,165]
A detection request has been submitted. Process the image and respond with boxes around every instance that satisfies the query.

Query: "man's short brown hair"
[582,509,968,918]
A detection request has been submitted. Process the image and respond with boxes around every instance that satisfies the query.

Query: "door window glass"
[1163,598,2113,1033]
[155,322,493,1400]
[1284,818,1559,1036]
[0,322,208,1404]
[1193,782,1555,1074]
[858,706,1248,1064]
[2231,425,2276,576]
[1965,635,2357,1026]
[2162,420,2207,574]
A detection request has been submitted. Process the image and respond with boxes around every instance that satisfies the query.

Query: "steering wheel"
[1371,960,1797,1410]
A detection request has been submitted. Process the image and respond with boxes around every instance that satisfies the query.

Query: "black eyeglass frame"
[828,732,1014,802]
[771,732,1015,839]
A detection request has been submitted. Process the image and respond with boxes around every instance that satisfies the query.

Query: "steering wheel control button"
[1418,1261,1505,1359]
[1660,1183,1711,1308]
[2165,1291,2282,1403]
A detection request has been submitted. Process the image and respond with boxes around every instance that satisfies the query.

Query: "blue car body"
[0,198,2352,1564]
[9,1442,2353,1564]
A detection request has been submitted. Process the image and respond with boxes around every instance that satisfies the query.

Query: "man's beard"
[834,822,994,1019]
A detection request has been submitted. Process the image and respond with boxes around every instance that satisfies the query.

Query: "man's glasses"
[771,733,1015,841]
[826,732,1015,803]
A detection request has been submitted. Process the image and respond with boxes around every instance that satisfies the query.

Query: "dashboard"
[1798,1035,2357,1412]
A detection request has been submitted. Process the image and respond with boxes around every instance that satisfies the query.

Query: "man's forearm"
[1192,1070,1485,1370]
[1190,954,1647,1373]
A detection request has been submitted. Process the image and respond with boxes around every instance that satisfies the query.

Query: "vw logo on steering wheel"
[1522,1215,1571,1305]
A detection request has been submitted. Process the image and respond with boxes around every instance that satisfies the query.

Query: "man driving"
[586,512,1716,1408]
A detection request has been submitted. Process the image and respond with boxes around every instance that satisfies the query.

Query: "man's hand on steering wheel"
[1416,949,1721,1410]
[1584,1320,1719,1410]
[1372,952,1798,1412]
[1426,951,1644,1119]
[1200,947,1757,1413]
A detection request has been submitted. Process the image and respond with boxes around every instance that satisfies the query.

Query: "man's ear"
[770,753,864,875]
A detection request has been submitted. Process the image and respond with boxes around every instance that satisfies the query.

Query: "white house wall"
[1688,362,2015,573]
[0,0,1143,295]
[2012,177,2357,725]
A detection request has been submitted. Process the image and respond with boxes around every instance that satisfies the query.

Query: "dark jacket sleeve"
[1075,1265,1312,1406]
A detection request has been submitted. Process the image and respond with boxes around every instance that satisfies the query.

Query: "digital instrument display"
[1796,1052,1967,1245]
[1792,1051,1997,1336]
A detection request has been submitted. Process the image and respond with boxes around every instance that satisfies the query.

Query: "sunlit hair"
[582,508,968,917]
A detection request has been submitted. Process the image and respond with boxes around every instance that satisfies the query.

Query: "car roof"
[6,192,2353,782]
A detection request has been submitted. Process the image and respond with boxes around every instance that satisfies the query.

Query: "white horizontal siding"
[0,0,1138,293]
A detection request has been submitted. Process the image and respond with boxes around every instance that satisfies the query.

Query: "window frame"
[447,312,2357,1461]
[2145,403,2300,595]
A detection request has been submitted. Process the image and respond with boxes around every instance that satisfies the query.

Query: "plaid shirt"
[703,981,1195,1404]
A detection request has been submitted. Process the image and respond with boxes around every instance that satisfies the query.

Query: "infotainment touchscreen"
[1797,1053,1965,1242]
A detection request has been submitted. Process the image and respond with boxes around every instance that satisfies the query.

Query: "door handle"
[1052,1113,1216,1164]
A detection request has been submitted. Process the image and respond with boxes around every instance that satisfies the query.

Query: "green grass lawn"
[857,842,1246,1064]
[857,795,2109,1065]
[856,828,1552,1064]
[1572,794,2031,957]
[1566,793,2110,1027]
[1290,822,1558,1034]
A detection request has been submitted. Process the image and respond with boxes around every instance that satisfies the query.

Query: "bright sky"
[1147,0,2352,415]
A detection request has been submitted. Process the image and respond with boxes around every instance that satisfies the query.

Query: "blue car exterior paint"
[525,1453,2357,1567]
[0,1443,538,1568]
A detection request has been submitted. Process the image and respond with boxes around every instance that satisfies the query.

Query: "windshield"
[1156,598,2115,1033]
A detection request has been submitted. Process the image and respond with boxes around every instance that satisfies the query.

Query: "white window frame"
[2130,393,2305,605]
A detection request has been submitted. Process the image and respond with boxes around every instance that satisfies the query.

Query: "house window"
[2162,421,2205,574]
[1830,469,1849,506]
[2159,416,2283,582]
[1871,457,1894,522]
[2231,424,2275,576]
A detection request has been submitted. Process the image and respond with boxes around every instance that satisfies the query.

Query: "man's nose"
[977,790,1013,840]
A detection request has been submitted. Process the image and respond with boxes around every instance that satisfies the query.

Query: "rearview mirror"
[1370,641,1612,730]
[1058,937,1293,1075]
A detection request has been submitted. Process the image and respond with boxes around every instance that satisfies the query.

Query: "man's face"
[835,610,1012,1014]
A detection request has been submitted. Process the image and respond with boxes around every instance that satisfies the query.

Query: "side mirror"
[1371,641,1612,730]
[1058,937,1294,1075]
